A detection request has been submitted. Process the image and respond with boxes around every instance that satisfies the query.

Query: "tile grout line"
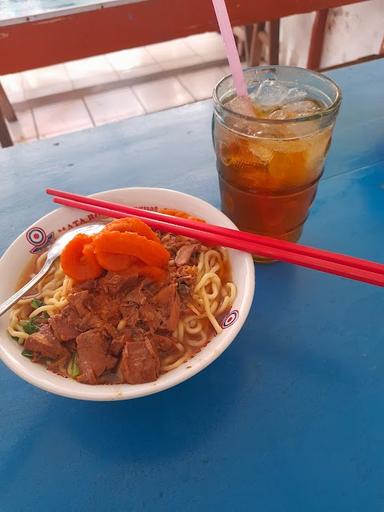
[81,96,97,127]
[63,62,77,92]
[128,84,150,114]
[183,38,225,62]
[183,39,203,56]
[174,75,199,102]
[29,101,41,140]
[174,74,198,102]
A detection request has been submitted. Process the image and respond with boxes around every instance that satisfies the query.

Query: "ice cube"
[249,144,273,164]
[285,87,307,103]
[267,108,291,120]
[252,79,290,107]
[267,99,322,121]
[284,99,322,117]
[224,96,267,136]
[226,96,257,117]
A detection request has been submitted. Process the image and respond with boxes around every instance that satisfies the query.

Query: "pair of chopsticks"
[47,188,384,287]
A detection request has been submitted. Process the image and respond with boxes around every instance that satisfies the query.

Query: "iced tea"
[213,67,341,258]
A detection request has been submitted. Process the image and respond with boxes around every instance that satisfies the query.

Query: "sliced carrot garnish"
[61,217,170,283]
[61,234,103,282]
[93,230,170,268]
[95,252,138,272]
[158,208,204,223]
[104,217,160,242]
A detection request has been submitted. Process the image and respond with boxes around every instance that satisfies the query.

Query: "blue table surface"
[1,59,384,512]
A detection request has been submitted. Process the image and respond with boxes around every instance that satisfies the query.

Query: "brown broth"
[15,255,39,291]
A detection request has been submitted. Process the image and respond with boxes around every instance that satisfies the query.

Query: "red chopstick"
[47,189,384,287]
[47,187,384,274]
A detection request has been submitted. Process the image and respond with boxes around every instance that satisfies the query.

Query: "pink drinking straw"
[211,0,248,97]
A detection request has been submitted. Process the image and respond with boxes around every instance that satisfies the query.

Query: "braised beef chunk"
[110,330,147,356]
[152,283,176,304]
[110,335,128,356]
[125,282,146,305]
[102,323,119,339]
[50,306,82,341]
[120,303,140,324]
[76,329,116,384]
[77,367,97,385]
[150,284,180,331]
[24,325,66,359]
[178,283,190,296]
[67,290,91,316]
[173,265,197,287]
[76,311,103,332]
[170,265,197,310]
[122,327,148,343]
[153,333,178,353]
[175,244,199,267]
[75,279,98,291]
[167,294,180,332]
[99,272,138,296]
[97,372,123,385]
[118,339,160,384]
[105,355,118,370]
[94,292,122,324]
[139,303,162,328]
[160,234,197,255]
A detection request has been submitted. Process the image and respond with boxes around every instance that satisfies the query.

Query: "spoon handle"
[0,257,54,317]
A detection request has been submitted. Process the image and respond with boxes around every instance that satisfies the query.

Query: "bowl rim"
[0,187,255,401]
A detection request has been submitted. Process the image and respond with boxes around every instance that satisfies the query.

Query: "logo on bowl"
[221,309,239,329]
[135,206,158,211]
[26,227,54,254]
[57,213,101,234]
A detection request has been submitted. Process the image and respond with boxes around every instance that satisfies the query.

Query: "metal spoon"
[0,223,105,317]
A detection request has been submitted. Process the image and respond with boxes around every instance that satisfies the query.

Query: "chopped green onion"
[31,299,44,309]
[22,350,33,358]
[22,321,39,335]
[67,352,80,379]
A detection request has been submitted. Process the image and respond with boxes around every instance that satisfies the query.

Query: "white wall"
[279,0,384,68]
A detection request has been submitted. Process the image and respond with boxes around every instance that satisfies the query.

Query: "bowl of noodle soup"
[0,188,255,400]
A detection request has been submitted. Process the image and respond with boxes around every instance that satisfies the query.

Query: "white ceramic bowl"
[0,188,255,400]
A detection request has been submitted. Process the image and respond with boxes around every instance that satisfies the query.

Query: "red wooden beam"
[0,0,366,74]
[307,9,329,70]
[268,19,281,65]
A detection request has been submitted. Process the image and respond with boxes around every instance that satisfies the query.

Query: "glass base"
[252,224,304,264]
[253,255,278,264]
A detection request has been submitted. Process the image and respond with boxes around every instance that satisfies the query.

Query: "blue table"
[1,59,384,512]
